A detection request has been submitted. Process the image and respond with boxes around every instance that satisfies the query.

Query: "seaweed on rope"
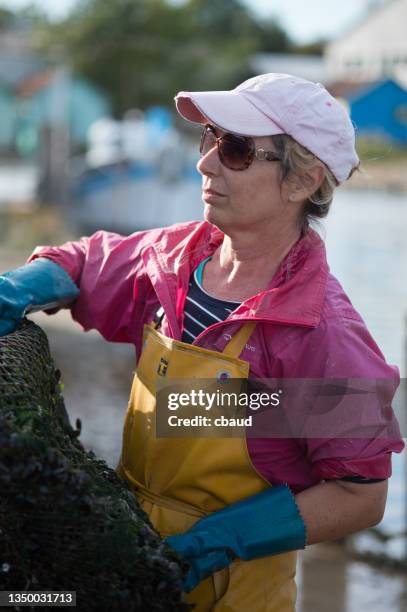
[0,320,191,611]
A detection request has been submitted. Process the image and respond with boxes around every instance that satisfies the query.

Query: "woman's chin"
[204,207,230,233]
[203,204,219,225]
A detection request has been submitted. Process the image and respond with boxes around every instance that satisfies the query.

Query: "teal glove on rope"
[166,484,306,592]
[0,258,79,336]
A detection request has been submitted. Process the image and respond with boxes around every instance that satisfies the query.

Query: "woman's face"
[196,125,300,235]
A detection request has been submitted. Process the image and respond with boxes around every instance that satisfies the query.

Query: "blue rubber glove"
[0,258,79,336]
[166,485,306,592]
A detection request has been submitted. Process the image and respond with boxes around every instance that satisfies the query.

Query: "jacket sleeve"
[282,315,405,482]
[27,229,156,344]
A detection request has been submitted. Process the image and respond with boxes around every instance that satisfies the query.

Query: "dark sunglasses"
[200,124,281,171]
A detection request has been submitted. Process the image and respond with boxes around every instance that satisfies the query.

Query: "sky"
[1,0,376,44]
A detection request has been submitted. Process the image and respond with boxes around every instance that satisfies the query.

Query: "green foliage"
[293,38,326,56]
[34,0,294,116]
[0,7,14,30]
[255,17,294,54]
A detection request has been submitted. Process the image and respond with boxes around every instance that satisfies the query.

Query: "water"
[323,188,407,373]
[322,187,407,559]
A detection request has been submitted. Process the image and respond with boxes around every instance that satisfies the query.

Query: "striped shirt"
[181,257,240,343]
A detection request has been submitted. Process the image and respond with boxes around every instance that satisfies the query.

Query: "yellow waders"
[117,323,297,611]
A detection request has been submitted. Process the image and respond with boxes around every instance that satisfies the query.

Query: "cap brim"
[175,90,284,137]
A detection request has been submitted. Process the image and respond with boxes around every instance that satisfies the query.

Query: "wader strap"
[222,322,256,358]
[121,463,206,518]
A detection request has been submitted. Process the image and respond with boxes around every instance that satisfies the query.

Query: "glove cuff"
[217,484,307,561]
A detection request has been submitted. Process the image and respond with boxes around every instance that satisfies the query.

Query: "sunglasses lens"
[200,127,216,157]
[219,133,252,170]
[200,126,254,170]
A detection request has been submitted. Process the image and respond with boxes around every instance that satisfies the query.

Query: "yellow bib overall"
[117,323,297,611]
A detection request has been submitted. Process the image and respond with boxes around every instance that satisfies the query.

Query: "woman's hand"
[166,479,388,592]
[166,485,306,592]
[0,258,79,335]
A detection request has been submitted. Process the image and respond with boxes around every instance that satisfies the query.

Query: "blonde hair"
[271,134,339,227]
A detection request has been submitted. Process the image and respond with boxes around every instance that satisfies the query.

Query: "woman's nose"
[197,143,221,177]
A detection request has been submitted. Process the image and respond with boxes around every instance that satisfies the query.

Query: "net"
[0,320,191,611]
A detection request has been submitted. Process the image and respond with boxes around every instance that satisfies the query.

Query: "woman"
[0,73,404,611]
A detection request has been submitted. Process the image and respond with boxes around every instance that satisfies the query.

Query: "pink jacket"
[30,221,404,492]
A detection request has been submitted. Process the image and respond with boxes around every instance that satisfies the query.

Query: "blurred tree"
[255,18,293,54]
[35,0,293,117]
[0,7,15,29]
[293,39,326,56]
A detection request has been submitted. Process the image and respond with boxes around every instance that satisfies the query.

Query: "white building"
[325,0,407,87]
[250,53,328,84]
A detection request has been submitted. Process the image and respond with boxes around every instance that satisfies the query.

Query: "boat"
[67,108,203,235]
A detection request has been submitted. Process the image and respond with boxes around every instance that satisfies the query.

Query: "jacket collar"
[144,221,329,331]
[231,226,329,328]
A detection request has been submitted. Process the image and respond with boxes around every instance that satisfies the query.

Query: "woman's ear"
[287,164,326,203]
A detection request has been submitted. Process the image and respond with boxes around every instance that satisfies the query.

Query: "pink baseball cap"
[175,73,359,184]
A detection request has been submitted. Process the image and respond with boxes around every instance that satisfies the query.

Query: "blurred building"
[0,24,42,154]
[0,25,111,159]
[250,1,407,87]
[14,68,111,157]
[0,21,112,205]
[250,53,327,84]
[323,0,407,145]
[249,1,407,146]
[0,25,44,88]
[328,79,407,144]
[325,0,407,87]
